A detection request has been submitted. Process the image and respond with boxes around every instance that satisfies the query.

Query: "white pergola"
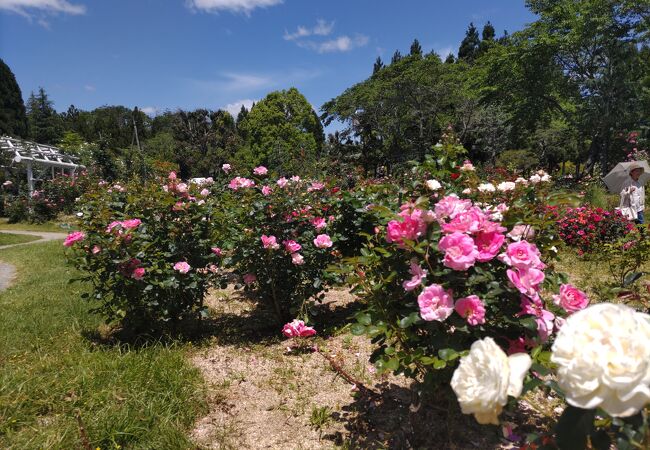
[1,136,85,195]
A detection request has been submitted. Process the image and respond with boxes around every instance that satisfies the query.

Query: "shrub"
[67,174,222,329]
[555,206,634,253]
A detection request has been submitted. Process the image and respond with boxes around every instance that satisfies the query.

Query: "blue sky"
[0,0,536,122]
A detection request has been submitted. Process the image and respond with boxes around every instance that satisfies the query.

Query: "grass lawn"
[0,232,40,246]
[0,217,77,232]
[0,241,207,449]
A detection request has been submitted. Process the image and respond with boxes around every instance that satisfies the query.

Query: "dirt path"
[0,229,67,292]
[190,288,503,449]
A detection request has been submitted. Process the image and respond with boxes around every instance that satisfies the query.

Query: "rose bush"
[66,173,222,329]
[554,206,633,253]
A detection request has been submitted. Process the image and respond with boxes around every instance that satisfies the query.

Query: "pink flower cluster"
[253,166,268,176]
[106,218,142,233]
[261,234,280,250]
[228,177,256,190]
[386,207,428,248]
[313,234,333,249]
[282,319,316,338]
[119,258,145,280]
[417,284,486,326]
[173,261,191,274]
[63,231,85,247]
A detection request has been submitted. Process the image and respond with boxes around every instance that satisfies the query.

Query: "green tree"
[479,21,496,54]
[391,50,402,64]
[0,58,28,137]
[409,39,423,57]
[458,23,480,62]
[26,87,63,144]
[373,56,384,74]
[238,88,324,174]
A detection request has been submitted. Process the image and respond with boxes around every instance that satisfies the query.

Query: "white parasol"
[602,160,650,194]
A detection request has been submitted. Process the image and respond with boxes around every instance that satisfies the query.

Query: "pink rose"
[200,188,210,197]
[228,177,255,190]
[386,209,427,248]
[63,231,85,247]
[253,166,268,176]
[552,284,589,313]
[434,195,472,221]
[507,225,535,242]
[474,230,505,262]
[438,232,479,271]
[311,217,327,230]
[313,234,333,249]
[506,268,545,296]
[499,241,543,269]
[277,177,288,188]
[283,240,302,253]
[106,221,122,233]
[222,163,231,173]
[308,181,325,191]
[132,267,145,280]
[290,175,300,182]
[243,273,257,285]
[291,253,305,265]
[402,260,427,291]
[176,183,188,193]
[261,234,280,250]
[261,185,272,196]
[517,296,555,342]
[441,207,485,234]
[454,295,486,325]
[417,284,454,322]
[91,245,101,254]
[173,261,191,274]
[121,218,142,229]
[168,171,177,180]
[282,319,316,338]
[211,247,222,256]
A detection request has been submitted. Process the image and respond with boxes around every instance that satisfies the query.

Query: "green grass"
[0,232,40,246]
[0,217,77,232]
[0,241,207,449]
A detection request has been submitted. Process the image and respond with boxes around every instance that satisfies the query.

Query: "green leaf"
[438,348,459,361]
[356,312,372,326]
[555,406,595,450]
[350,323,366,336]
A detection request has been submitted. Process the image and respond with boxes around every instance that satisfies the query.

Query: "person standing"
[620,164,645,224]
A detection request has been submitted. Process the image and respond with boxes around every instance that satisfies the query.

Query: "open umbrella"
[602,160,650,194]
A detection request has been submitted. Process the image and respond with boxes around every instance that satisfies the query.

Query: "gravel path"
[0,229,68,292]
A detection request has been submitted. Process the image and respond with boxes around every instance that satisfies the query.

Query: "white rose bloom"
[451,337,532,425]
[426,179,442,191]
[477,183,496,193]
[529,174,542,184]
[551,303,650,417]
[497,181,516,192]
[462,188,472,195]
[541,174,551,182]
[515,177,528,185]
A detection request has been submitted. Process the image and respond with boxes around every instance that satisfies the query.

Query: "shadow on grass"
[81,286,365,349]
[323,382,500,449]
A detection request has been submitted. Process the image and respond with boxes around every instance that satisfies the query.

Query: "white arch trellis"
[0,136,85,195]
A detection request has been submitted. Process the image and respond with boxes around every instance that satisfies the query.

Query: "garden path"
[0,230,67,292]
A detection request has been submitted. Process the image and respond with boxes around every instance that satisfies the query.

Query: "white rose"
[497,181,516,192]
[462,188,472,195]
[426,179,442,191]
[551,303,650,417]
[541,174,551,182]
[451,337,531,425]
[515,177,528,185]
[477,183,496,193]
[529,174,542,184]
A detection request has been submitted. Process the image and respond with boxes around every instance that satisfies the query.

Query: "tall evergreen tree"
[479,21,496,54]
[391,50,402,64]
[410,39,423,57]
[458,23,480,62]
[373,56,384,74]
[26,87,63,144]
[444,53,456,64]
[0,58,28,137]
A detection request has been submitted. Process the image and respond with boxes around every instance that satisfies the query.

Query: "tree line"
[2,0,649,179]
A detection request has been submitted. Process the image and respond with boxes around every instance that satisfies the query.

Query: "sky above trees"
[0,0,535,122]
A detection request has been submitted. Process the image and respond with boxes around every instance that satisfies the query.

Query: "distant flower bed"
[553,206,634,253]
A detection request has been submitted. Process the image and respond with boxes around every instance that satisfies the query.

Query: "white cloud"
[190,69,320,96]
[187,0,282,14]
[300,34,369,54]
[0,0,85,17]
[84,84,95,92]
[223,99,256,117]
[284,19,334,41]
[140,106,159,116]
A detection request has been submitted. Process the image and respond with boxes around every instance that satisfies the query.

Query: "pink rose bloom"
[282,319,316,338]
[228,177,255,190]
[434,195,472,221]
[507,268,545,296]
[554,316,567,331]
[291,252,305,265]
[277,177,288,188]
[309,181,325,191]
[552,284,589,313]
[441,207,485,234]
[253,166,268,176]
[91,245,101,254]
[121,218,142,229]
[417,284,454,322]
[290,175,301,182]
[173,261,191,274]
[311,217,327,230]
[168,171,177,180]
[176,183,188,193]
[474,230,505,262]
[132,267,145,280]
[402,260,427,291]
[63,231,85,247]
[261,185,272,196]
[438,232,479,271]
[261,234,280,250]
[507,225,535,242]
[313,234,333,249]
[536,309,555,342]
[386,210,427,248]
[211,247,222,256]
[283,240,302,253]
[454,295,486,326]
[200,188,210,197]
[499,240,543,269]
[243,273,257,284]
[106,221,122,233]
[222,163,231,173]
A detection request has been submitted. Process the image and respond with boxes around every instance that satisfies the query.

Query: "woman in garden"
[620,164,645,224]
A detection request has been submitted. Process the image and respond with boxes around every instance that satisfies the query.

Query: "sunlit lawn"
[0,232,40,246]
